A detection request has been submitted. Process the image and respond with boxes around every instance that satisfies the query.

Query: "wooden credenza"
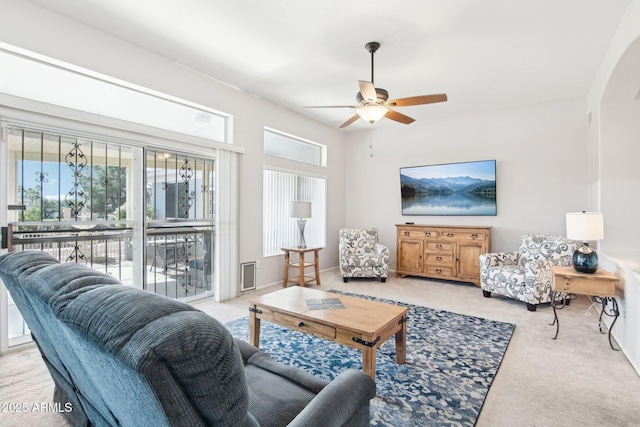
[395,224,491,286]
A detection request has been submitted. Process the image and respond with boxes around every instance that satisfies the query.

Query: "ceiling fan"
[304,42,447,128]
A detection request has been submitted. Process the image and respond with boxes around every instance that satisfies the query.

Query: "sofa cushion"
[244,364,319,426]
[24,262,252,427]
[487,264,526,286]
[341,228,378,254]
[0,250,59,277]
[518,234,576,265]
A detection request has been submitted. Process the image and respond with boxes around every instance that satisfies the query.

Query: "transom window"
[264,128,327,167]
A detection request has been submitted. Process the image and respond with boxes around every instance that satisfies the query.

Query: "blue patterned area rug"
[226,290,515,426]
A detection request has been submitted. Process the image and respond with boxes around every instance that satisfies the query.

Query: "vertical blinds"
[263,169,326,256]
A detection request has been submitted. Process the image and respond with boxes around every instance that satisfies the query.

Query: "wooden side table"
[281,247,322,287]
[550,266,620,350]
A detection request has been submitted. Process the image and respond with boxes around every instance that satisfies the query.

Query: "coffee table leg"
[395,318,407,364]
[249,307,261,348]
[362,347,376,380]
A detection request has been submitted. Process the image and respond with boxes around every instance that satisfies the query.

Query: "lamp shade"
[356,105,389,124]
[290,201,312,218]
[566,212,604,241]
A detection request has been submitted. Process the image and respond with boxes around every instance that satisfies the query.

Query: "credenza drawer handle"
[404,231,410,236]
[436,244,443,249]
[298,321,305,327]
[436,256,442,261]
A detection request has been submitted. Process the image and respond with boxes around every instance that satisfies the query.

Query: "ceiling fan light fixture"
[357,105,388,124]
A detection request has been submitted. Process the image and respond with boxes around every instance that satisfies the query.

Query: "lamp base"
[572,242,598,274]
[296,219,307,249]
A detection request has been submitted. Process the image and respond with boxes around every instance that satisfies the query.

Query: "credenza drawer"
[439,229,487,241]
[273,312,336,339]
[425,266,454,277]
[425,253,454,265]
[398,228,439,238]
[425,241,453,252]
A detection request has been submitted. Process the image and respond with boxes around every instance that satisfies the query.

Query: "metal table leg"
[550,292,572,340]
[592,296,620,351]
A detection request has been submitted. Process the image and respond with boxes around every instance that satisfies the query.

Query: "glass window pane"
[0,51,227,143]
[263,169,326,257]
[264,129,326,166]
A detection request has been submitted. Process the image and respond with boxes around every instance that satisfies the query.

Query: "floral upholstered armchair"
[479,234,578,311]
[339,228,389,282]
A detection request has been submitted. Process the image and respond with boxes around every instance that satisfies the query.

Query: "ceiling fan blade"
[339,114,361,128]
[358,80,377,102]
[303,105,356,109]
[386,94,448,107]
[385,109,415,125]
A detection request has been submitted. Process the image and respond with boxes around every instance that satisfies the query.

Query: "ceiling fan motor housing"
[356,88,389,104]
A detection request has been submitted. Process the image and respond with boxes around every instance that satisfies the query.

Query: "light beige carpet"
[1,268,639,427]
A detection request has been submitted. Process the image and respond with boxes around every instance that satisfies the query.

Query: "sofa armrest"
[235,338,260,363]
[479,251,518,268]
[523,259,552,280]
[243,342,329,394]
[375,243,389,257]
[338,242,352,259]
[287,369,376,427]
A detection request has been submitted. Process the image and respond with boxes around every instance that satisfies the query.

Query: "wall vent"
[240,262,256,292]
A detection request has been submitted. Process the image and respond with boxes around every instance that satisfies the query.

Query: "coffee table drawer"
[274,312,336,339]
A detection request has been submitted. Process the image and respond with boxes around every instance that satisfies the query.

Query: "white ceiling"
[27,0,631,131]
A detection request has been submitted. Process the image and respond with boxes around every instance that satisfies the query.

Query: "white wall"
[586,0,640,375]
[0,0,347,288]
[600,100,640,253]
[344,97,589,265]
[588,0,640,254]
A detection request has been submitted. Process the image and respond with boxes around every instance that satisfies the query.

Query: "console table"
[550,266,620,350]
[396,224,491,286]
[281,247,322,287]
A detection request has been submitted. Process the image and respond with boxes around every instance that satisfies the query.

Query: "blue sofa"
[0,251,376,426]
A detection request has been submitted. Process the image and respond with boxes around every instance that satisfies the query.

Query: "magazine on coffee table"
[305,298,345,310]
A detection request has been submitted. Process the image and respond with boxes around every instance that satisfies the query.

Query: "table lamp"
[565,211,604,274]
[290,201,312,249]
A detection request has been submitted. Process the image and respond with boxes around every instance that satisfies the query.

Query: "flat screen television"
[400,159,497,216]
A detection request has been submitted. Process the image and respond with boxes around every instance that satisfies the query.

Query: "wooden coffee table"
[249,286,408,380]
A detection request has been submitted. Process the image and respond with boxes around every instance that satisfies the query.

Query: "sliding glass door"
[3,126,216,347]
[145,149,216,300]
